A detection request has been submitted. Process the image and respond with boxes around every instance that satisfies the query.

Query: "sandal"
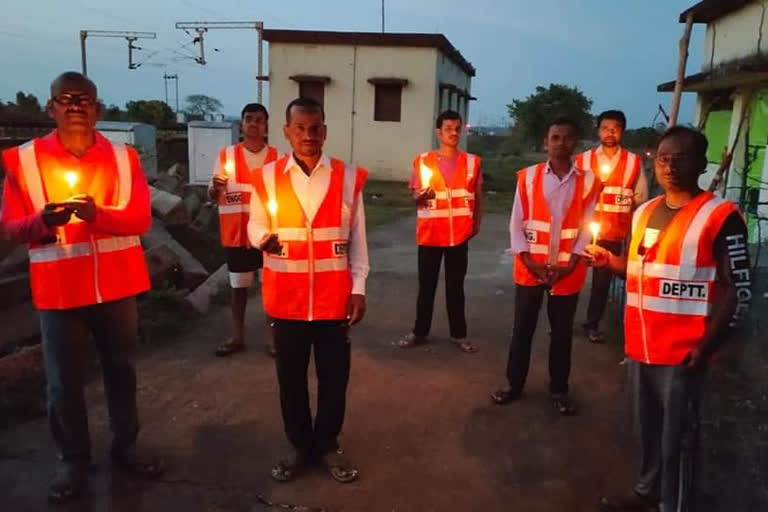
[450,338,478,353]
[551,394,577,416]
[396,333,427,348]
[48,462,87,504]
[270,450,308,482]
[215,338,245,357]
[320,449,358,483]
[490,388,522,405]
[587,330,606,344]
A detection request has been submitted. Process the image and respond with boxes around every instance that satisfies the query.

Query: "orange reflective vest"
[513,163,597,295]
[624,192,740,365]
[2,135,150,309]
[216,144,279,247]
[575,148,641,241]
[252,155,367,321]
[415,151,480,247]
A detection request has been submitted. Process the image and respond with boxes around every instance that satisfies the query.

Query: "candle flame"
[590,222,601,238]
[419,163,433,188]
[599,164,611,180]
[266,199,278,216]
[224,160,235,176]
[64,171,79,190]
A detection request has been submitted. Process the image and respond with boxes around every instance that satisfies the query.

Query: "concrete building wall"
[267,41,473,181]
[702,0,768,70]
[267,43,355,162]
[435,52,473,151]
[351,46,437,181]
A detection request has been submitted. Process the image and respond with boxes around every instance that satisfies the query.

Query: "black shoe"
[490,388,522,405]
[48,461,88,504]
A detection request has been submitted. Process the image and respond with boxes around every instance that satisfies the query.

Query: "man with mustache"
[589,126,751,511]
[248,97,368,483]
[575,110,648,344]
[0,71,161,504]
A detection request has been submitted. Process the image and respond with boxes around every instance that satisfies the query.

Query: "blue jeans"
[40,297,140,464]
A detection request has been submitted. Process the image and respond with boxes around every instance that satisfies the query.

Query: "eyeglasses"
[654,153,695,166]
[53,93,96,107]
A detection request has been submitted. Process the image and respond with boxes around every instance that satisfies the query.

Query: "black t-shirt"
[640,194,751,329]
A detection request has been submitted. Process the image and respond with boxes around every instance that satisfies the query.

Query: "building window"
[368,78,408,123]
[289,75,330,109]
[299,81,325,108]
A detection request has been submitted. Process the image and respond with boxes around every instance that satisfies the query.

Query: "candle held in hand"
[64,171,79,195]
[266,199,278,216]
[223,160,235,177]
[599,164,611,182]
[419,163,433,189]
[590,221,601,246]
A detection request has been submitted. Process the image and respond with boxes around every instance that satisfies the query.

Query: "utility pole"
[382,0,385,33]
[175,21,265,103]
[79,30,157,75]
[669,12,694,126]
[164,73,180,113]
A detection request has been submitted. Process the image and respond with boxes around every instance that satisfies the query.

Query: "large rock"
[144,244,182,288]
[183,192,202,220]
[141,223,208,290]
[149,185,188,226]
[184,264,228,314]
[190,202,218,232]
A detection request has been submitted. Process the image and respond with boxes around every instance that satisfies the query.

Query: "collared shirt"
[595,145,649,204]
[247,152,369,295]
[509,161,596,264]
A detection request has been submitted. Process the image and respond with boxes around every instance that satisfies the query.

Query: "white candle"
[599,164,611,182]
[266,199,278,231]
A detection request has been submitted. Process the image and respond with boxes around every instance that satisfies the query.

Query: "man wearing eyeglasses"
[0,72,161,504]
[587,126,751,512]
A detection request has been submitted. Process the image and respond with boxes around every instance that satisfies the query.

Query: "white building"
[263,30,476,181]
[658,0,768,241]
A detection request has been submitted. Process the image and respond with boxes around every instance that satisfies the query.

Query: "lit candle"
[590,221,601,246]
[599,163,611,182]
[223,160,235,178]
[419,163,433,189]
[266,199,278,232]
[64,171,79,196]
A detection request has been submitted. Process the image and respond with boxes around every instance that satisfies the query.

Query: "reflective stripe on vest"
[28,235,141,263]
[18,140,132,211]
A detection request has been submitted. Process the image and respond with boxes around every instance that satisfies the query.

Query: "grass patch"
[481,156,537,214]
[364,180,413,230]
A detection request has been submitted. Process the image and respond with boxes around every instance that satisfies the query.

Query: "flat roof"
[678,0,753,23]
[263,29,476,77]
[657,56,768,92]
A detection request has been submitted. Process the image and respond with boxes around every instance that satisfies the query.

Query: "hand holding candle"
[64,171,79,197]
[419,163,433,190]
[599,164,611,182]
[260,199,282,255]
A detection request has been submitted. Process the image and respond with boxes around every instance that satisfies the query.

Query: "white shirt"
[595,145,649,204]
[509,162,596,264]
[247,153,369,295]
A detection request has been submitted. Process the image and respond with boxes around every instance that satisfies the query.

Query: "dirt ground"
[0,213,765,511]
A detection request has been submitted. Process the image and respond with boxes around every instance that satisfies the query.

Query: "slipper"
[320,449,358,483]
[397,333,427,349]
[450,338,478,353]
[490,388,522,405]
[551,394,577,416]
[270,450,308,482]
[48,462,87,504]
[215,338,245,357]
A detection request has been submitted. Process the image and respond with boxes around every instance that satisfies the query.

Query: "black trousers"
[272,319,350,458]
[413,243,468,339]
[584,240,624,330]
[505,285,579,395]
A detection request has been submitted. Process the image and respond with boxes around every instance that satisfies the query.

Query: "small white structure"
[96,121,157,178]
[658,0,768,241]
[263,30,476,181]
[187,121,238,185]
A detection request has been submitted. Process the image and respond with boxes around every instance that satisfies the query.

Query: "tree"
[125,100,174,127]
[507,84,593,148]
[184,94,223,120]
[101,103,125,122]
[14,91,44,117]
